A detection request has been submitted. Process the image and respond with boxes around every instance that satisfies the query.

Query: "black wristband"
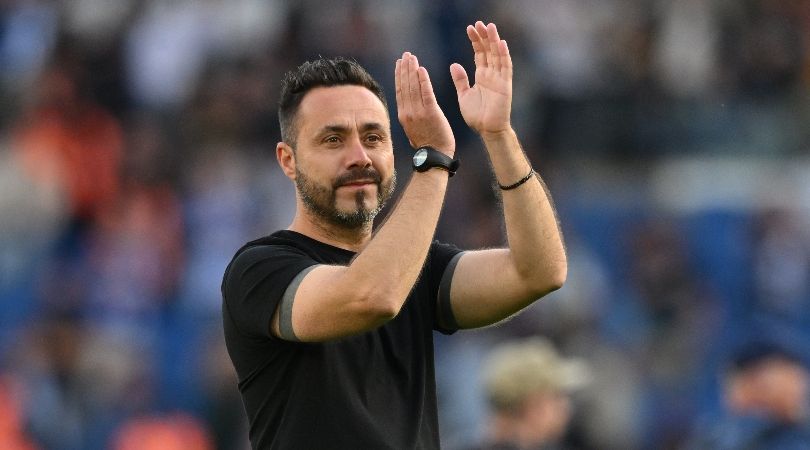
[499,168,535,190]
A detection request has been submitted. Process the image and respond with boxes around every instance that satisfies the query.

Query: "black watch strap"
[412,147,459,177]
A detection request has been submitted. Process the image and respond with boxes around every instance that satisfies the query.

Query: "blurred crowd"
[1,0,810,449]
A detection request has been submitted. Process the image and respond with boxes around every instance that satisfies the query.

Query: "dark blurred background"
[1,0,809,449]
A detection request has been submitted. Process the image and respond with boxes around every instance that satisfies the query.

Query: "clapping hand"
[450,22,513,138]
[395,52,456,156]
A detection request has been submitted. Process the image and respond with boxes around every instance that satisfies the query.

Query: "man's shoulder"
[238,229,309,253]
[221,231,312,293]
[226,230,357,277]
[230,230,323,262]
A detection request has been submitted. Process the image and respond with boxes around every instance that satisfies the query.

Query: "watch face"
[413,149,428,167]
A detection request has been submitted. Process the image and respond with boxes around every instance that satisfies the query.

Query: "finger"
[475,21,489,46]
[417,66,436,107]
[499,40,513,79]
[399,52,412,119]
[394,58,403,112]
[487,23,501,71]
[407,53,422,111]
[450,63,470,96]
[468,24,487,68]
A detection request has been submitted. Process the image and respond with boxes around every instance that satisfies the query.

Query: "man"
[688,340,810,449]
[221,21,567,449]
[465,338,589,450]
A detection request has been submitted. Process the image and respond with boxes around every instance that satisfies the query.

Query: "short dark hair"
[727,339,805,374]
[278,57,387,148]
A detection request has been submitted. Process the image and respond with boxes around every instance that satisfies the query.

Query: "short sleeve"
[223,245,317,339]
[426,241,464,334]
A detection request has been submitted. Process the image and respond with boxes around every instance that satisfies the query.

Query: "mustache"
[333,167,382,188]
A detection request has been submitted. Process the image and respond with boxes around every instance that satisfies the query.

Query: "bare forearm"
[283,168,452,341]
[348,48,456,312]
[442,129,565,330]
[484,128,567,290]
[436,21,565,329]
[345,170,449,310]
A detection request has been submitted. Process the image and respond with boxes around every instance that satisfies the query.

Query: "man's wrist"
[416,144,455,158]
[479,127,515,146]
[413,146,459,177]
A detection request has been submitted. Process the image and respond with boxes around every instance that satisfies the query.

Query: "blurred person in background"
[221,20,567,449]
[110,412,213,450]
[688,340,810,449]
[461,337,589,450]
[622,219,723,448]
[750,208,810,325]
[0,374,39,450]
[11,53,123,232]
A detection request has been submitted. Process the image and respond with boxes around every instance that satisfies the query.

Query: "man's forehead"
[298,85,389,127]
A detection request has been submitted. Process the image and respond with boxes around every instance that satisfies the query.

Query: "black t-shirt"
[221,230,463,449]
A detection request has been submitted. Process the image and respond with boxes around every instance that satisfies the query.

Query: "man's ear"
[276,142,297,180]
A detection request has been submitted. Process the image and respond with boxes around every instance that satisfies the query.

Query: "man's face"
[291,85,396,229]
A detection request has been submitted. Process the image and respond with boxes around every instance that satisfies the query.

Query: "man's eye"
[366,134,382,143]
[324,136,341,144]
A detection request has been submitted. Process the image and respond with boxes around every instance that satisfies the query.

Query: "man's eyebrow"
[319,124,351,135]
[318,123,387,135]
[359,122,387,133]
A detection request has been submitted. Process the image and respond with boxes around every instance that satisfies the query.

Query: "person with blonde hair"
[465,337,589,450]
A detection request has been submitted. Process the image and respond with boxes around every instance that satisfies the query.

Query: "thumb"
[450,63,470,96]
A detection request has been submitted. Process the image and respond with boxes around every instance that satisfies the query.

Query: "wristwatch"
[412,146,459,177]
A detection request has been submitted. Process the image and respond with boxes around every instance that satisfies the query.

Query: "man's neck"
[288,211,372,253]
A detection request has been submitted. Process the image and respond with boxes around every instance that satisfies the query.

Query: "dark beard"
[296,166,397,229]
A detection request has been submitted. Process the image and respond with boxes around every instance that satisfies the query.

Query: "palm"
[451,22,513,135]
[394,51,456,155]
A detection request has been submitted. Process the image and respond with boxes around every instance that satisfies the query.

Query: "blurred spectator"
[719,0,805,98]
[12,311,86,450]
[12,57,123,225]
[81,113,185,324]
[123,0,284,111]
[0,143,67,323]
[652,0,720,98]
[197,331,250,450]
[619,219,723,448]
[0,0,59,96]
[0,374,39,450]
[750,208,810,325]
[460,337,590,450]
[123,1,211,111]
[11,311,159,450]
[110,412,213,450]
[84,189,183,320]
[688,340,810,449]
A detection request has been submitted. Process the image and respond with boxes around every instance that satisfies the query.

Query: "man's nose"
[345,136,373,168]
